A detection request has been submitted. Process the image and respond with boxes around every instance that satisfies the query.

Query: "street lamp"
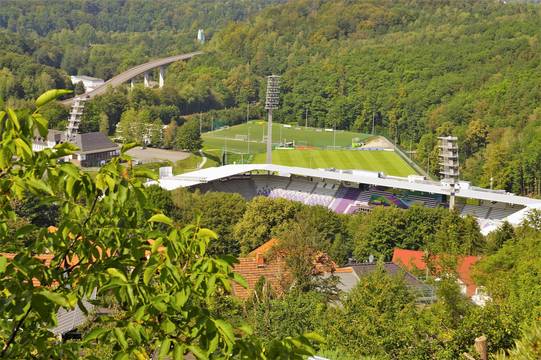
[265,75,281,164]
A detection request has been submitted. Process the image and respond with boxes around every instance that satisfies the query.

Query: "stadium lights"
[438,136,460,210]
[265,75,281,164]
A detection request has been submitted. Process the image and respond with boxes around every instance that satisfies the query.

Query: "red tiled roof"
[247,238,279,258]
[1,253,55,287]
[233,239,335,299]
[392,248,480,297]
[233,239,290,299]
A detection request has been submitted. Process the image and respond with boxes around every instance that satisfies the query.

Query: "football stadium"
[152,163,540,236]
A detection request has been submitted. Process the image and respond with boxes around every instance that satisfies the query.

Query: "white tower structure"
[197,29,205,44]
[265,75,281,164]
[66,97,87,141]
[438,136,460,210]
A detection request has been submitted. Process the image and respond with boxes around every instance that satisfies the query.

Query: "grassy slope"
[251,149,417,177]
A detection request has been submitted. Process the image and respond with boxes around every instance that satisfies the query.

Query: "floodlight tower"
[66,96,87,142]
[438,136,460,210]
[265,75,281,164]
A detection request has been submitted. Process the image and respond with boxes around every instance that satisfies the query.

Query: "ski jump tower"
[66,96,87,141]
[265,75,281,164]
[438,136,460,210]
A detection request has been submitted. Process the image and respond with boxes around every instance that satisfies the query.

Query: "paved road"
[61,51,203,106]
[197,149,208,169]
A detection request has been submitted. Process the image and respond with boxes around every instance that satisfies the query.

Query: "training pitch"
[203,121,372,150]
[251,149,417,177]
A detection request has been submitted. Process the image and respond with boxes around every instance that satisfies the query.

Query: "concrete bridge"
[61,51,203,106]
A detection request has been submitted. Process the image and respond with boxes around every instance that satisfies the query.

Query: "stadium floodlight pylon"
[438,136,460,210]
[66,96,87,142]
[265,75,281,164]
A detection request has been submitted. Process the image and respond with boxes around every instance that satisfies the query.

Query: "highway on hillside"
[61,51,203,105]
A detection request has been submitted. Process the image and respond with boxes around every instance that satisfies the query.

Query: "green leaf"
[160,318,176,334]
[151,299,167,313]
[173,343,185,360]
[60,163,81,179]
[187,345,206,359]
[151,238,163,253]
[95,174,107,191]
[7,108,20,130]
[107,268,128,283]
[143,265,156,286]
[84,328,108,342]
[197,228,218,240]
[213,319,235,346]
[37,290,71,308]
[0,256,7,273]
[35,89,72,108]
[233,272,248,288]
[133,167,158,180]
[14,138,33,160]
[148,214,173,226]
[133,305,146,321]
[159,339,171,359]
[114,328,129,350]
[302,332,326,343]
[126,323,142,344]
[113,352,129,360]
[32,113,49,137]
[171,290,189,310]
[26,177,54,195]
[121,142,138,153]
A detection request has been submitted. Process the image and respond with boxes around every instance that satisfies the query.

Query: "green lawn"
[203,121,372,150]
[202,136,266,154]
[251,149,417,177]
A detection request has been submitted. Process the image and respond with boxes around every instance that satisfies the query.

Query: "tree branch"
[1,305,32,358]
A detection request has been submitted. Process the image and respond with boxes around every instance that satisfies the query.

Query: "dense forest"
[192,0,541,195]
[2,0,541,195]
[0,0,285,101]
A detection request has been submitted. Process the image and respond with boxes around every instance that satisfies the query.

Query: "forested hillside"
[0,0,285,101]
[191,0,541,195]
[2,0,541,195]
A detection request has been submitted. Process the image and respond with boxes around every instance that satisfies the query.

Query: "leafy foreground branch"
[0,90,322,359]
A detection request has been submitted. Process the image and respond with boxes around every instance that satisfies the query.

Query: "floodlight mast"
[265,75,281,164]
[438,136,460,211]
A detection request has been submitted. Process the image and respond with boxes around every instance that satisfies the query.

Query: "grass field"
[202,121,418,176]
[202,121,372,151]
[251,149,417,177]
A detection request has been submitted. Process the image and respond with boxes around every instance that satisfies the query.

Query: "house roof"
[247,238,279,258]
[33,129,64,145]
[232,239,336,299]
[74,132,118,153]
[350,262,424,287]
[392,248,480,297]
[70,75,104,82]
[326,262,427,295]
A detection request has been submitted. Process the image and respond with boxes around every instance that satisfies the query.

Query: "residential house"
[33,130,120,167]
[392,248,490,306]
[232,239,335,299]
[329,262,436,303]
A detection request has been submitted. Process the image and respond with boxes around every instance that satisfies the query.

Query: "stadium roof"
[153,164,541,207]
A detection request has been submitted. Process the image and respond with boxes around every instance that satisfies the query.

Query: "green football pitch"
[251,149,417,177]
[202,121,372,150]
[202,121,418,176]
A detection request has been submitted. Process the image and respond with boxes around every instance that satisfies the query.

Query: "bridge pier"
[130,79,134,90]
[144,71,150,88]
[159,66,165,88]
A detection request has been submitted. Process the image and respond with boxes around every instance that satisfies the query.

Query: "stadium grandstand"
[150,164,541,235]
